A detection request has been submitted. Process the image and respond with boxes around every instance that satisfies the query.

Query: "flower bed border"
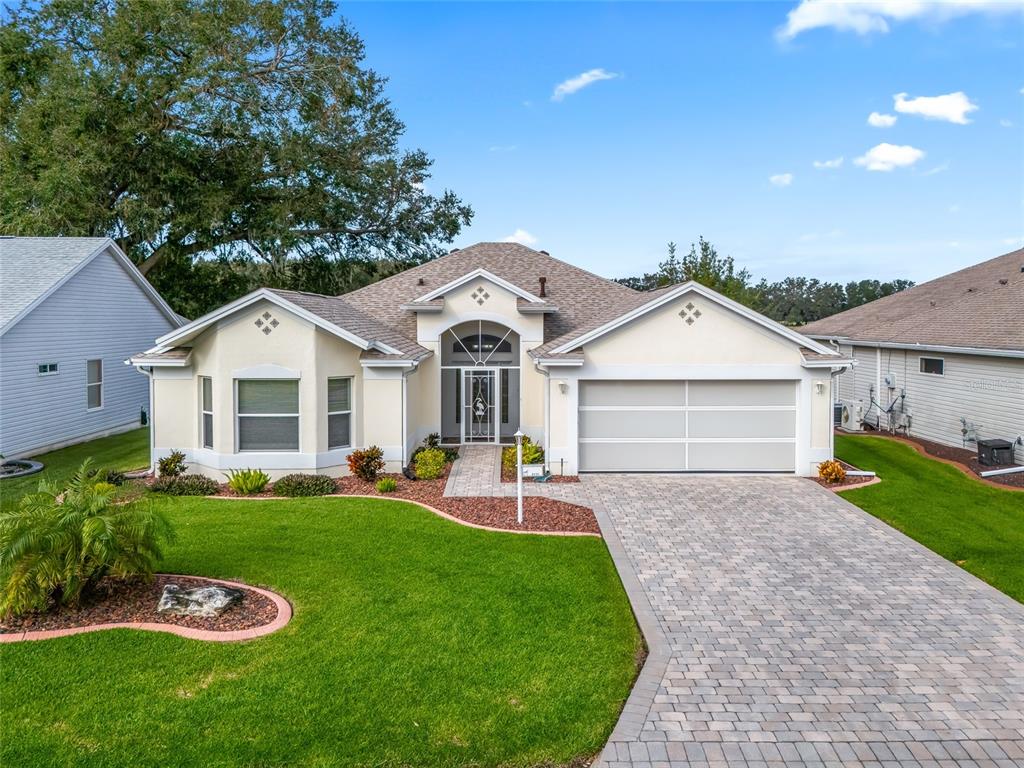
[0,575,292,644]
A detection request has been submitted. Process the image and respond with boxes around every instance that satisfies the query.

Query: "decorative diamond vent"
[254,311,280,335]
[678,302,702,326]
[470,286,490,306]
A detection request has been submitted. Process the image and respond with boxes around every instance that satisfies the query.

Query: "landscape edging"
[0,575,292,644]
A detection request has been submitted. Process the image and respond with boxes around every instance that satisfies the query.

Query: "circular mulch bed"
[0,574,283,638]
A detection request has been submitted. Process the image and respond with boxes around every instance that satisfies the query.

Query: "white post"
[514,429,524,525]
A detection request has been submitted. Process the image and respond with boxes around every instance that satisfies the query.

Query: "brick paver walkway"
[444,448,1024,767]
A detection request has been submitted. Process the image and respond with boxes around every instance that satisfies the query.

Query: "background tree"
[0,0,472,309]
[617,239,912,325]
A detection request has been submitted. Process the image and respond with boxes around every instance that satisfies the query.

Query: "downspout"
[132,364,156,473]
[401,361,419,470]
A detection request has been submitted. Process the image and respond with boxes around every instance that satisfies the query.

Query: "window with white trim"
[38,362,59,376]
[919,357,944,376]
[200,377,213,449]
[86,359,103,409]
[327,377,352,449]
[236,380,299,451]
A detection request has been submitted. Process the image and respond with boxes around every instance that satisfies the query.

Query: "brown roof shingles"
[800,248,1024,353]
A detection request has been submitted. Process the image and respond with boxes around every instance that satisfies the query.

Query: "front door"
[462,368,498,443]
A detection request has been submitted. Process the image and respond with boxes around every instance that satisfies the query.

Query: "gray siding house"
[0,237,182,459]
[801,247,1024,464]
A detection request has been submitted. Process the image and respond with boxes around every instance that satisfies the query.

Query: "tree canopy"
[0,0,472,291]
[617,240,913,325]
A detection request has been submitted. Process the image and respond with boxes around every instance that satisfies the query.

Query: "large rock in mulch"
[157,584,244,618]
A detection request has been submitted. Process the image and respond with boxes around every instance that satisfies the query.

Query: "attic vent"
[679,302,702,326]
[417,277,425,286]
[929,300,936,307]
[999,278,1009,285]
[538,276,547,297]
[449,248,460,253]
[254,311,280,335]
[539,250,549,255]
[470,286,490,305]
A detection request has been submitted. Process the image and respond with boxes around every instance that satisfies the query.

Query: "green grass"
[0,495,641,768]
[836,434,1024,603]
[0,428,150,506]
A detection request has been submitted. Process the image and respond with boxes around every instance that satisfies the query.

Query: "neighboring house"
[801,247,1024,464]
[0,237,183,459]
[131,242,850,478]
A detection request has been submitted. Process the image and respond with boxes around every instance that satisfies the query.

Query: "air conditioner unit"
[839,399,865,431]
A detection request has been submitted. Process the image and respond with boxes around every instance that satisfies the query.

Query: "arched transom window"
[440,320,520,367]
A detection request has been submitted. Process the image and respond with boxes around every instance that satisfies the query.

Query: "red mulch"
[335,467,599,535]
[0,575,278,634]
[897,435,1024,489]
[499,466,580,484]
[811,460,877,490]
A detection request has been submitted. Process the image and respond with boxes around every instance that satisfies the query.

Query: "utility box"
[978,439,1014,466]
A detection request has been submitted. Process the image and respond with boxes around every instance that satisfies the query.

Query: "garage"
[578,380,797,472]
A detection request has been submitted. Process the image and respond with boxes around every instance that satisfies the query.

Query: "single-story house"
[0,237,183,458]
[801,247,1023,464]
[131,242,850,478]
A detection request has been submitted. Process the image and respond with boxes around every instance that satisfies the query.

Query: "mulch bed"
[499,466,580,484]
[895,434,1024,489]
[335,466,599,535]
[811,460,877,490]
[0,575,278,635]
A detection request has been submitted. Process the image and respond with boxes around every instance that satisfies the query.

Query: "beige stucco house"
[131,243,850,478]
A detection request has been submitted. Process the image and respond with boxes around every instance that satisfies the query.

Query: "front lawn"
[836,434,1024,603]
[0,428,150,505]
[0,494,641,767]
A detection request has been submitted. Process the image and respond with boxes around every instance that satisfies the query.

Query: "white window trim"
[199,376,214,450]
[919,356,945,377]
[234,379,301,453]
[327,376,354,450]
[37,362,59,376]
[86,359,103,411]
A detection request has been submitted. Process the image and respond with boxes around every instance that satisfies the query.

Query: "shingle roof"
[341,242,639,344]
[267,288,432,361]
[800,248,1024,353]
[0,236,111,330]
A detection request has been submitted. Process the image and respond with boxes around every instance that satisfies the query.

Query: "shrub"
[502,436,544,474]
[273,473,336,497]
[348,446,385,481]
[157,450,187,477]
[410,434,458,465]
[150,474,220,496]
[0,461,174,617]
[413,447,447,480]
[88,467,126,486]
[375,477,397,493]
[225,468,270,495]
[818,459,846,484]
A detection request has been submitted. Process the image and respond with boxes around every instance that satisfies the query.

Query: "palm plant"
[0,460,174,618]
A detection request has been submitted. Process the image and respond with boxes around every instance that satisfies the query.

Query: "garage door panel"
[688,442,795,471]
[579,381,685,407]
[580,442,686,472]
[580,409,686,439]
[688,380,794,407]
[688,409,795,439]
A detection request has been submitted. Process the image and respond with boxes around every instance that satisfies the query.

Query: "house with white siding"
[801,247,1024,464]
[0,237,182,459]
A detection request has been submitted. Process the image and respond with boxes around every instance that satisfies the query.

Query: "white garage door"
[578,380,796,472]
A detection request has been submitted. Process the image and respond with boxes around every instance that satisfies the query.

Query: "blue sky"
[341,1,1023,285]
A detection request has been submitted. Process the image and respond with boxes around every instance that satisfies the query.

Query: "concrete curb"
[0,575,292,644]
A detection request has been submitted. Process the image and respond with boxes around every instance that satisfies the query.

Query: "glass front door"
[462,368,498,443]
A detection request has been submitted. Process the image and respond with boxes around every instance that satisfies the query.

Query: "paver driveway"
[582,475,1024,768]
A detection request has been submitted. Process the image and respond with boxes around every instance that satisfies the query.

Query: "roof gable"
[540,281,836,358]
[415,268,546,303]
[0,237,181,334]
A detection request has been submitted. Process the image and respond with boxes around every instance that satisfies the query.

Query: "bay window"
[236,379,299,451]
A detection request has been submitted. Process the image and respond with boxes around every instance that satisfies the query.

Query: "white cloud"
[921,162,950,176]
[551,68,620,101]
[813,156,844,169]
[854,143,925,172]
[501,228,538,246]
[1000,118,1014,128]
[777,1,1024,41]
[893,91,978,124]
[769,173,794,187]
[867,111,897,127]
